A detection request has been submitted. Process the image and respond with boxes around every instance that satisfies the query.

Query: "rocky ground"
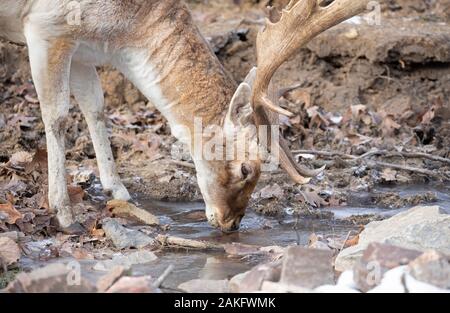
[1,0,449,292]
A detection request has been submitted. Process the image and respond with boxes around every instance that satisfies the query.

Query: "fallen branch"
[156,235,224,251]
[364,160,449,180]
[153,264,174,288]
[294,149,450,164]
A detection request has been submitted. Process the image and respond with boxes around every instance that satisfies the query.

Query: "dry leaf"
[299,190,326,208]
[9,151,33,167]
[0,202,23,224]
[107,200,159,226]
[381,168,397,182]
[0,237,21,266]
[68,186,86,203]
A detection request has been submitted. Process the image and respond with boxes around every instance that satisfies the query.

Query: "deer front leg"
[70,62,131,201]
[24,29,76,228]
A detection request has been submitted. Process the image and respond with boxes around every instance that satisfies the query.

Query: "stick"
[171,160,196,169]
[294,149,450,164]
[364,160,449,180]
[153,264,175,288]
[156,235,224,251]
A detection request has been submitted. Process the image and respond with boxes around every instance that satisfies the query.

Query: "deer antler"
[252,0,370,184]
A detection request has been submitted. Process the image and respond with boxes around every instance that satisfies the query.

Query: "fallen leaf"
[299,190,326,208]
[381,168,397,182]
[0,237,21,266]
[9,151,33,167]
[258,184,284,200]
[107,200,159,226]
[0,202,23,224]
[68,186,86,203]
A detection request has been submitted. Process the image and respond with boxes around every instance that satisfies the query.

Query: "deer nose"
[218,215,244,233]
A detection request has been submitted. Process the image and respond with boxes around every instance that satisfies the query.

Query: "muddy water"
[136,184,450,290]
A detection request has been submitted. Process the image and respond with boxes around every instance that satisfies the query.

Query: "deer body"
[1,0,369,231]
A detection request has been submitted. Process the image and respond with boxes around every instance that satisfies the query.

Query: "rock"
[403,273,450,293]
[353,243,422,292]
[368,266,449,293]
[336,206,450,271]
[106,276,158,293]
[280,247,334,289]
[178,279,229,293]
[260,281,311,293]
[93,251,158,272]
[0,231,24,242]
[408,250,450,289]
[102,218,155,250]
[229,261,282,293]
[96,266,126,292]
[5,263,96,293]
[224,243,261,256]
[367,266,408,293]
[107,200,159,226]
[0,237,21,266]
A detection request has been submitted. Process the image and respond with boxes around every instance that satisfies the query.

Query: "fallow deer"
[0,0,369,232]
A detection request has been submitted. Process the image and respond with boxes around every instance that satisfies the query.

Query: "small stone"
[96,266,126,292]
[408,250,450,289]
[102,218,155,250]
[178,279,229,293]
[353,243,422,292]
[94,251,158,272]
[229,261,282,293]
[280,247,334,289]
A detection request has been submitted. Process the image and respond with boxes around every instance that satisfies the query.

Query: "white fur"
[24,23,75,228]
[70,61,130,201]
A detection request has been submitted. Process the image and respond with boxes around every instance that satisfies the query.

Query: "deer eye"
[241,163,252,180]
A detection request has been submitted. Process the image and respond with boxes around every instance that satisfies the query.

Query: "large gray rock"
[336,206,450,271]
[280,247,334,289]
[102,218,155,250]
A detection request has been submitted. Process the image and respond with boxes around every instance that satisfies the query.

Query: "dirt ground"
[0,0,449,289]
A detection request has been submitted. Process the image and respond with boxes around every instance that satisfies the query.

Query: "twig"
[156,234,224,251]
[294,149,450,180]
[339,231,353,252]
[153,264,175,288]
[171,160,195,169]
[364,160,449,180]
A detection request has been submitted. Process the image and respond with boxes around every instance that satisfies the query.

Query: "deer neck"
[114,3,237,148]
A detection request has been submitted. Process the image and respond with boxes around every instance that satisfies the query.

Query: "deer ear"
[225,82,253,130]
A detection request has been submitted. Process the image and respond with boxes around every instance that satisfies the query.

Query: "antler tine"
[252,0,370,116]
[251,0,369,185]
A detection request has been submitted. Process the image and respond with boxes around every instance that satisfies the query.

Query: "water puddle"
[137,183,450,290]
[16,184,450,291]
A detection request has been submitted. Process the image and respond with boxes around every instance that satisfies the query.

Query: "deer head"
[194,0,369,232]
